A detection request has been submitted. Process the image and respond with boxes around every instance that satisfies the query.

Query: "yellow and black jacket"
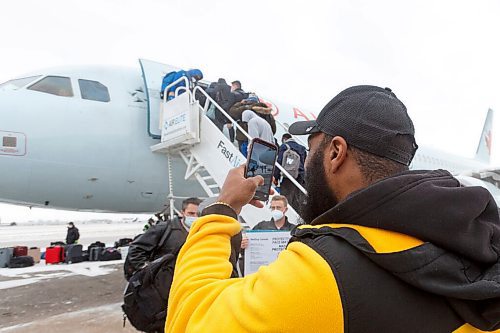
[166,170,500,332]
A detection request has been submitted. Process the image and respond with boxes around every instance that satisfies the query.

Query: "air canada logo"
[217,140,243,167]
[485,130,492,156]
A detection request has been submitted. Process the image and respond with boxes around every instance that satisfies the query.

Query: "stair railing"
[191,86,307,196]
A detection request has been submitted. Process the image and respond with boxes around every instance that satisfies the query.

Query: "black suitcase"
[100,247,122,261]
[81,250,89,261]
[9,255,35,268]
[88,241,106,252]
[65,244,83,264]
[89,247,103,261]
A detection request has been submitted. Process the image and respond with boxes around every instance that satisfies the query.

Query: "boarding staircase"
[143,62,306,225]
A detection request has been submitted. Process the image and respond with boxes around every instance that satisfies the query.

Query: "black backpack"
[122,222,179,333]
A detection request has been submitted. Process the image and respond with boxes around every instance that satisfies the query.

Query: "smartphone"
[245,138,278,201]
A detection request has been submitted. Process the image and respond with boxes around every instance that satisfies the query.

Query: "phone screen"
[245,138,278,201]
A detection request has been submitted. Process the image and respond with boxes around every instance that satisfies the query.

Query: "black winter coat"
[212,79,235,123]
[66,227,80,244]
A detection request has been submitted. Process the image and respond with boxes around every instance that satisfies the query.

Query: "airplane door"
[138,59,179,139]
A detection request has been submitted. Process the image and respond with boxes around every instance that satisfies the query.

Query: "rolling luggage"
[27,247,41,263]
[9,256,34,268]
[81,250,89,262]
[88,241,106,252]
[65,244,83,264]
[100,247,122,261]
[89,247,103,261]
[0,247,14,268]
[45,246,65,264]
[13,246,28,257]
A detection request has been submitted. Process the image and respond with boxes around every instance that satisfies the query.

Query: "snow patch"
[0,260,123,290]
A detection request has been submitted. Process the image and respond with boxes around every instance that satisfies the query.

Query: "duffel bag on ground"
[9,256,35,268]
[100,248,122,261]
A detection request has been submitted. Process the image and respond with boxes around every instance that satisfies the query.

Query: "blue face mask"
[271,209,284,221]
[184,216,197,228]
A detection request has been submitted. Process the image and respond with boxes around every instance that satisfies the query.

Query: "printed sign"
[216,140,243,167]
[244,230,292,276]
[160,93,199,145]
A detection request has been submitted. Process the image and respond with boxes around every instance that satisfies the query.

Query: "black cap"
[289,85,418,166]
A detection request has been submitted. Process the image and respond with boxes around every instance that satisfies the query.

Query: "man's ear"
[327,136,348,173]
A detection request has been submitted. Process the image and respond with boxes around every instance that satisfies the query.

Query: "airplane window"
[78,79,110,102]
[28,76,73,97]
[0,75,41,89]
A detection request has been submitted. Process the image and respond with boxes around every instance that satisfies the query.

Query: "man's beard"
[300,149,338,224]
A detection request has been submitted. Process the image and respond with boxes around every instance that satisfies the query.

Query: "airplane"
[0,59,498,217]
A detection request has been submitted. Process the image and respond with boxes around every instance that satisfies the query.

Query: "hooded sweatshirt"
[166,169,500,332]
[242,109,275,145]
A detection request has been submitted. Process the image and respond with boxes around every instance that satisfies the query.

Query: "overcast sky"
[0,0,499,222]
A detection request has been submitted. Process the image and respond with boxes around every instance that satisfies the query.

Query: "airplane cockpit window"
[0,75,41,90]
[78,79,110,102]
[27,76,73,97]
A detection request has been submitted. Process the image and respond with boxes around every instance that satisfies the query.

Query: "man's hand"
[217,165,265,214]
[241,237,249,249]
[272,177,279,186]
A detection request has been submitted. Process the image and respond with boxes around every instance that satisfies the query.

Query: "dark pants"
[211,117,225,131]
[280,177,305,210]
[228,126,235,142]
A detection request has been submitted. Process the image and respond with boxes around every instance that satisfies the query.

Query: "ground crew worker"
[165,85,500,332]
[65,222,79,244]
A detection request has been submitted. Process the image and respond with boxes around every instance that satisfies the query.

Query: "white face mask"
[184,216,197,228]
[271,209,284,221]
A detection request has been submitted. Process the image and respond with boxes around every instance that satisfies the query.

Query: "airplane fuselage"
[0,65,204,212]
[0,61,496,213]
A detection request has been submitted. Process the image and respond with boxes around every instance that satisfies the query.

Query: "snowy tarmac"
[0,261,139,332]
[0,222,146,332]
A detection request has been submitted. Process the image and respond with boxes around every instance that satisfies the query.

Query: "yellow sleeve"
[166,214,344,333]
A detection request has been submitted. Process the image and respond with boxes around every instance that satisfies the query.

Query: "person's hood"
[187,69,203,80]
[242,109,257,122]
[312,169,500,330]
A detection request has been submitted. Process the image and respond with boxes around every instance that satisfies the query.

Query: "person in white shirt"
[242,109,275,146]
